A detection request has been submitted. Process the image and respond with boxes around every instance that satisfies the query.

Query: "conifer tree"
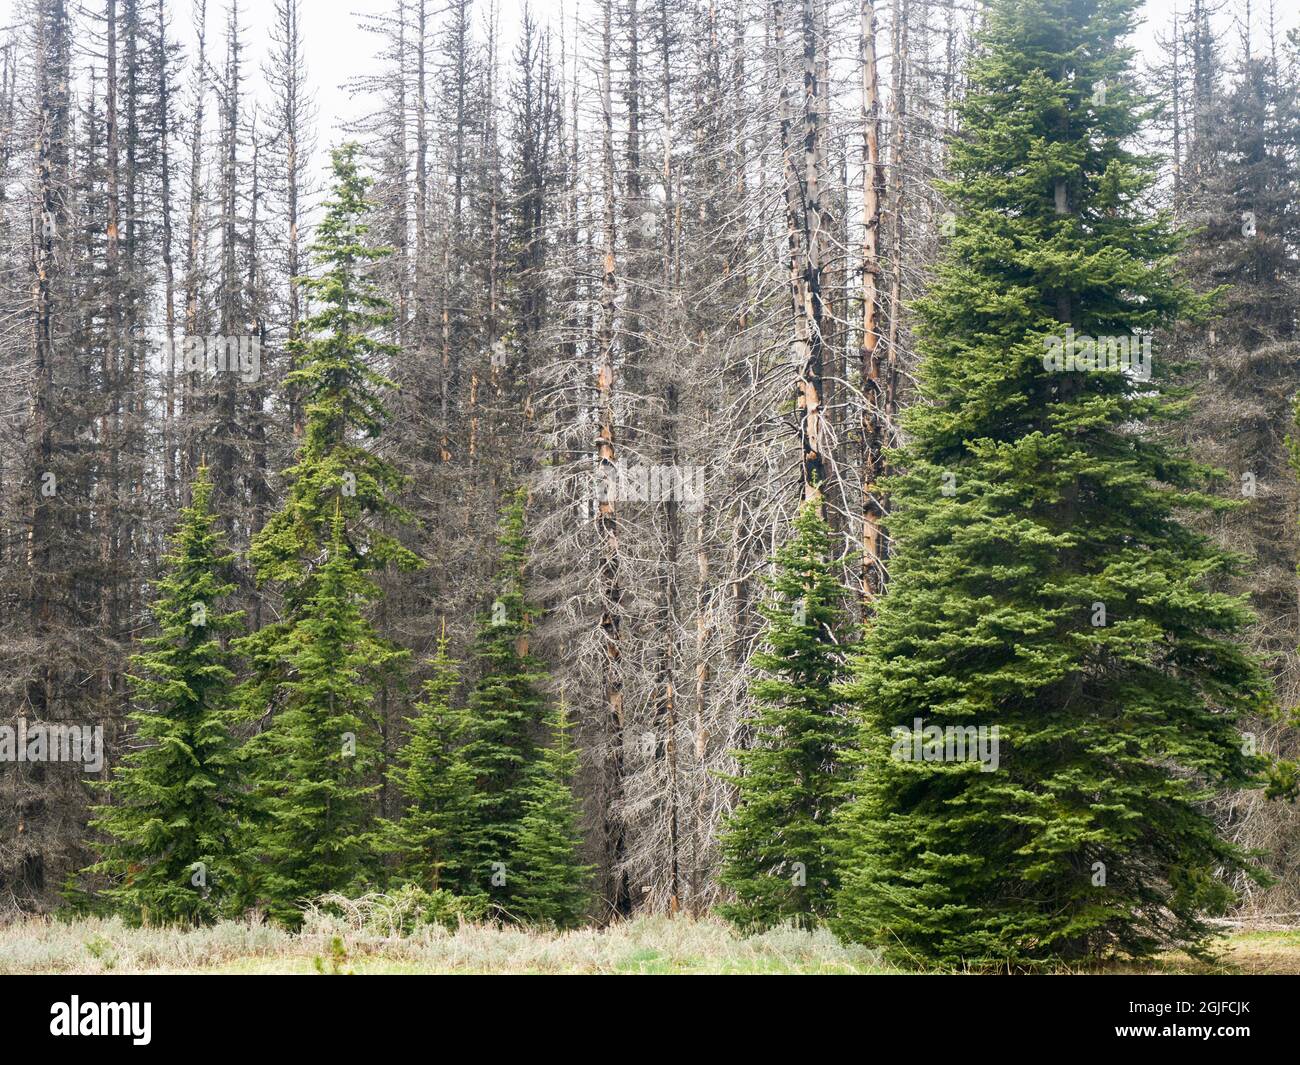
[833,0,1272,965]
[511,703,593,928]
[717,499,852,932]
[457,489,551,905]
[84,466,244,925]
[1173,30,1300,888]
[236,143,418,920]
[254,508,403,925]
[1174,43,1300,657]
[382,625,475,894]
[240,141,419,717]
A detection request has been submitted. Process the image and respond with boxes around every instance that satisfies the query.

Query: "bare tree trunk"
[1171,12,1183,216]
[598,0,629,919]
[270,0,307,439]
[860,0,887,603]
[777,0,830,505]
[21,0,73,905]
[413,0,428,376]
[157,0,179,506]
[654,0,680,916]
[214,4,242,520]
[885,0,908,427]
[100,0,122,661]
[182,0,208,479]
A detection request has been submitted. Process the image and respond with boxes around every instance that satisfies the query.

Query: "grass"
[1128,929,1300,976]
[1,914,1297,974]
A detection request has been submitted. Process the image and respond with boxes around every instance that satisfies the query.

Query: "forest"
[1,0,1299,976]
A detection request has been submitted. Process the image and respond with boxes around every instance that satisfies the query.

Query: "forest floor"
[3,915,1300,974]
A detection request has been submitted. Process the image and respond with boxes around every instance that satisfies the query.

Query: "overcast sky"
[241,0,1288,148]
[0,0,1294,184]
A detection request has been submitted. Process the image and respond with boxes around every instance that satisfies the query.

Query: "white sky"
[0,0,1294,185]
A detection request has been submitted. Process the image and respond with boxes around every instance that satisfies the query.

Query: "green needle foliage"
[240,141,419,724]
[235,143,419,924]
[460,491,551,899]
[457,489,553,907]
[85,466,245,925]
[382,627,475,894]
[832,0,1272,967]
[717,498,853,932]
[250,141,418,593]
[254,509,405,926]
[511,703,594,928]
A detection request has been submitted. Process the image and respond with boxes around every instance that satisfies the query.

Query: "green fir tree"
[833,0,1272,966]
[84,466,245,925]
[382,624,475,894]
[253,508,404,925]
[457,489,551,906]
[511,702,593,928]
[717,499,853,932]
[240,141,419,723]
[236,143,418,922]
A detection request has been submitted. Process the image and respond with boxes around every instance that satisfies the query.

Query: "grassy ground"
[2,914,1299,974]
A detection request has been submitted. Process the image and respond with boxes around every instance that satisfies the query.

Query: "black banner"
[2,972,1296,1053]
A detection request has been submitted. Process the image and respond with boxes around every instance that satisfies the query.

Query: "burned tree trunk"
[597,0,629,919]
[860,0,887,603]
[777,0,831,505]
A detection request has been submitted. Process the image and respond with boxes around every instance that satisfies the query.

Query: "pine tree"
[236,143,418,920]
[260,147,417,577]
[511,703,593,928]
[84,466,244,925]
[1174,43,1300,659]
[382,625,475,894]
[457,489,551,905]
[833,0,1272,966]
[717,499,852,932]
[1172,31,1300,895]
[240,141,419,720]
[253,508,403,926]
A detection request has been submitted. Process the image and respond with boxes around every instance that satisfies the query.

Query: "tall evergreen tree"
[382,625,475,894]
[1172,32,1300,900]
[717,499,852,932]
[457,489,551,906]
[240,140,419,720]
[253,507,403,925]
[833,0,1272,965]
[511,702,593,928]
[1174,44,1300,659]
[237,143,418,919]
[84,466,244,925]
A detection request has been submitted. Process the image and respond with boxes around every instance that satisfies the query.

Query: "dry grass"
[0,916,293,975]
[1130,931,1300,975]
[0,913,890,975]
[1,913,1297,974]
